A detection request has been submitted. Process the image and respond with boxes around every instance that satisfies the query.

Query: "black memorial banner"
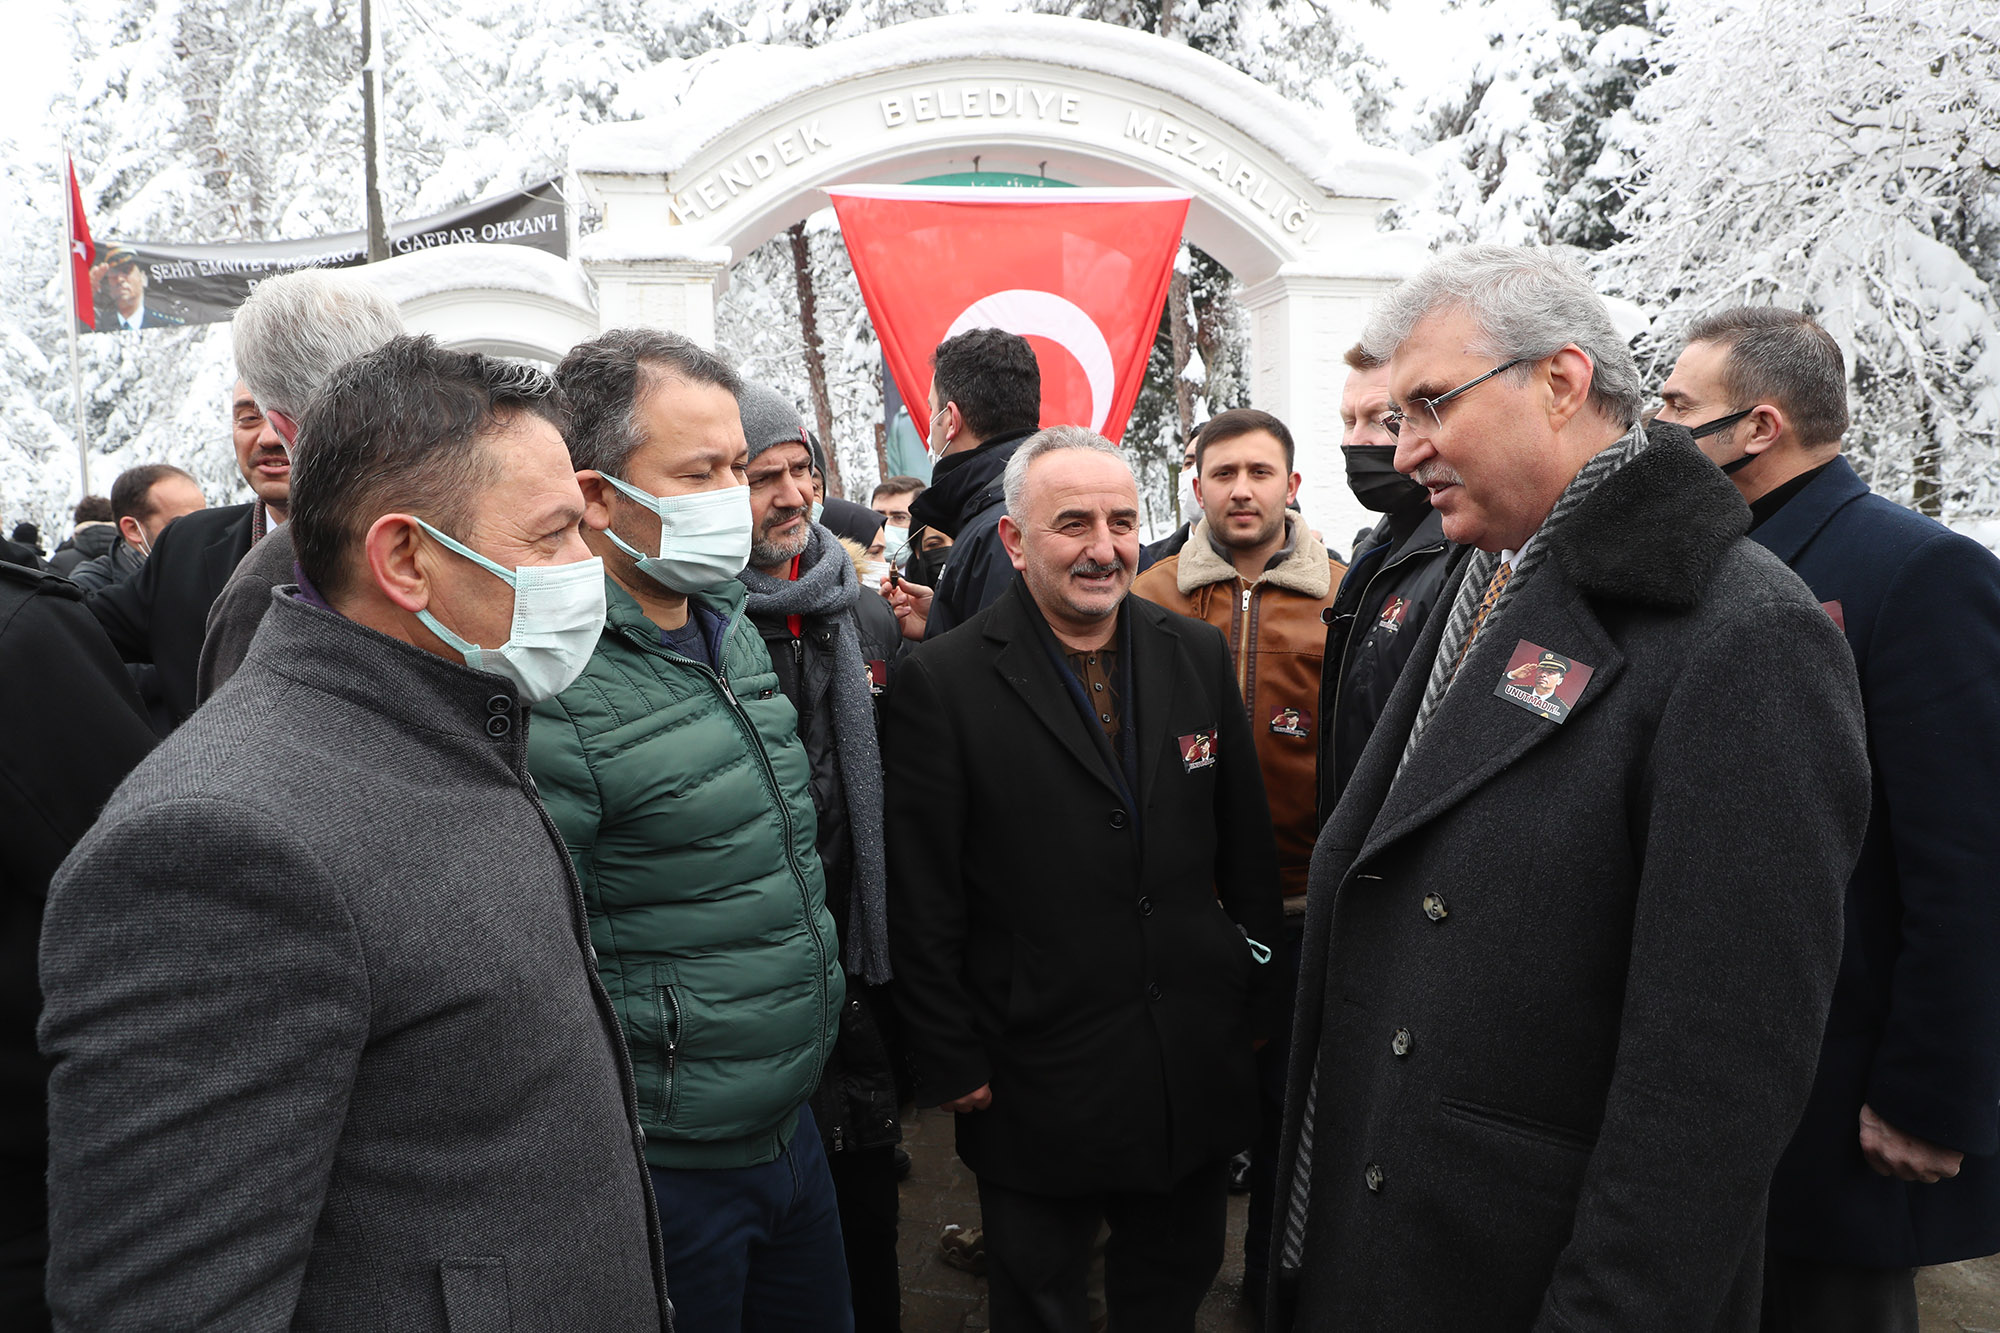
[82,180,565,333]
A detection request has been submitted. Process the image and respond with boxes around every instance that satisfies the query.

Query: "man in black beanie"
[735,382,907,1332]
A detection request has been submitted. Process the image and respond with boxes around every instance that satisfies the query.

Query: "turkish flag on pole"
[826,185,1190,445]
[67,157,95,330]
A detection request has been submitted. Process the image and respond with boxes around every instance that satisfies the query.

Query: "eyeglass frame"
[1383,357,1529,438]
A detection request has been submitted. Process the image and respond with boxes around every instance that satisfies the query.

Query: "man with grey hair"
[42,335,670,1329]
[1660,308,2000,1333]
[196,267,405,699]
[886,425,1283,1332]
[1270,247,1873,1331]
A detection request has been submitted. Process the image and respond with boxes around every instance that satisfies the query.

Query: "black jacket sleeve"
[1859,530,2000,1154]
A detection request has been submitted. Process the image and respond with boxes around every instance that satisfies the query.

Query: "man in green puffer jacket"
[533,329,849,1332]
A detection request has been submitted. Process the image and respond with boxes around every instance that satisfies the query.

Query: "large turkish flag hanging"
[826,185,1191,445]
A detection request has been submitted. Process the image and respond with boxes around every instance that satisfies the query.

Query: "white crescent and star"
[944,289,1116,434]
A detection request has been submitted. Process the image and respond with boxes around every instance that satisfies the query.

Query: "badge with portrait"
[1269,706,1311,738]
[1178,729,1219,772]
[1494,640,1593,724]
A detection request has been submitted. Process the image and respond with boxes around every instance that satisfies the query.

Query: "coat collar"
[1546,422,1750,611]
[1744,454,1868,564]
[983,580,1129,802]
[1175,515,1331,599]
[1336,427,1744,866]
[250,592,535,747]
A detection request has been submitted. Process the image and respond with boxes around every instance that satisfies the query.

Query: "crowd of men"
[2,242,1997,1333]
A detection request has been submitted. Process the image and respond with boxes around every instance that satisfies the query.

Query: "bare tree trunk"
[1168,260,1195,442]
[787,222,843,498]
[1912,404,1944,517]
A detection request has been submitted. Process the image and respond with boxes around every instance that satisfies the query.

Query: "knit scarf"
[736,523,892,985]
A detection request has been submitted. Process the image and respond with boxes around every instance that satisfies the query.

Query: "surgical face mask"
[857,556,891,589]
[811,499,825,524]
[1342,445,1431,515]
[1178,464,1202,525]
[600,474,753,594]
[411,518,606,705]
[882,522,911,563]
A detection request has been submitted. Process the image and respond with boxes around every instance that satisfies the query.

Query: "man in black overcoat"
[885,426,1284,1333]
[1661,308,2000,1333]
[1272,247,1873,1332]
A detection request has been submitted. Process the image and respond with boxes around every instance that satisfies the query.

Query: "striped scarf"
[1277,422,1649,1273]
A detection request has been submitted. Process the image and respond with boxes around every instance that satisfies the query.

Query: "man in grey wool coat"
[39,336,670,1331]
[1270,246,1873,1333]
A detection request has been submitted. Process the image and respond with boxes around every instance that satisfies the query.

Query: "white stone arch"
[367,243,599,364]
[570,12,1429,539]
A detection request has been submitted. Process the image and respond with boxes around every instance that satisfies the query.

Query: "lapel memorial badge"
[1494,640,1594,723]
[1376,594,1410,632]
[1269,706,1310,738]
[1178,729,1219,772]
[865,659,888,696]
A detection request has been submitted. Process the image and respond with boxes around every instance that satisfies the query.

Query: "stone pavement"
[894,1105,2000,1332]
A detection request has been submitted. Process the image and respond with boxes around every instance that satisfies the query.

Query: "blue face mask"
[411,518,606,704]
[598,474,754,594]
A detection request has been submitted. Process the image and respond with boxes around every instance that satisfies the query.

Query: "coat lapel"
[987,585,1128,802]
[1359,568,1624,862]
[1746,456,1868,565]
[1131,602,1181,813]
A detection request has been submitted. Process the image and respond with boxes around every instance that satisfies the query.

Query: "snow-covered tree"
[1600,0,2000,517]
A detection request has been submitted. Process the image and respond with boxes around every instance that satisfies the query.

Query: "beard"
[750,506,812,568]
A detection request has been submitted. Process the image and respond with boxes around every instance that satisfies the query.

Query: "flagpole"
[61,137,89,497]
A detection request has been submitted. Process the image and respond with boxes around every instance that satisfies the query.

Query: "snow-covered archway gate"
[569,13,1430,532]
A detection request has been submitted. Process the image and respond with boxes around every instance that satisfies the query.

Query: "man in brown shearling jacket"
[1129,406,1342,1309]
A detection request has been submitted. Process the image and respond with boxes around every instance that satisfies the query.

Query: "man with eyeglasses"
[1269,247,1872,1333]
[1659,308,2000,1333]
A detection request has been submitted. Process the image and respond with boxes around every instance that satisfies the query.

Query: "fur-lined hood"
[1174,514,1332,599]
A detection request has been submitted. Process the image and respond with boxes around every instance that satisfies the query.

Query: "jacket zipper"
[658,983,683,1122]
[642,609,837,1090]
[1238,583,1258,714]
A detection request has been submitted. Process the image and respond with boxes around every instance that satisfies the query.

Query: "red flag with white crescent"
[826,185,1190,445]
[67,157,95,330]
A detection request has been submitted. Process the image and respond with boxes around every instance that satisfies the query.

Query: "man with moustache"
[887,426,1283,1332]
[85,381,292,730]
[1317,343,1472,822]
[1271,247,1871,1332]
[734,381,905,1331]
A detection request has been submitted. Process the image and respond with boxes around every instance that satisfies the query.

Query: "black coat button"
[485,714,511,737]
[1147,982,1162,1001]
[1391,1028,1412,1057]
[486,694,512,715]
[1422,893,1449,922]
[1365,1163,1384,1192]
[1138,897,1153,917]
[1109,809,1128,829]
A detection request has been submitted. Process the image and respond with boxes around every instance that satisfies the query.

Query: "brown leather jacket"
[1131,516,1343,899]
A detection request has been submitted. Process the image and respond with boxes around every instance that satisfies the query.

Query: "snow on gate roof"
[571,13,1427,204]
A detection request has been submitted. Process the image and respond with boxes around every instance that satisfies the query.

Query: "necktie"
[1451,558,1513,677]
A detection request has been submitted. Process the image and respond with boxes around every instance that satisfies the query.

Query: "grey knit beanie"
[737,381,821,469]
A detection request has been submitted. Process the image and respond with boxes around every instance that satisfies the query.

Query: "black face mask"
[1343,445,1430,515]
[908,543,951,590]
[1689,409,1758,474]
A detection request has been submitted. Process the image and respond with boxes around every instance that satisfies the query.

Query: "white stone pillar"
[582,252,731,347]
[1239,268,1399,557]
